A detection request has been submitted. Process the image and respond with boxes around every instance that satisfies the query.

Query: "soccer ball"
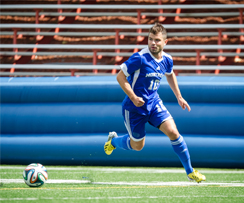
[23,163,48,187]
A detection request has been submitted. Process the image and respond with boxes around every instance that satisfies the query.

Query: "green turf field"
[1,165,244,203]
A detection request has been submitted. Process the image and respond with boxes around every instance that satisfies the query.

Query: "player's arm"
[165,72,191,112]
[117,70,145,107]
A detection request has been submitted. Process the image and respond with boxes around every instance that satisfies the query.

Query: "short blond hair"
[149,23,167,39]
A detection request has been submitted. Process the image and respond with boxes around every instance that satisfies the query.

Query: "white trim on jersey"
[120,63,130,77]
[162,51,173,60]
[139,47,173,74]
[131,69,140,90]
[161,51,173,74]
[165,69,173,75]
[142,47,172,63]
[147,47,165,63]
[138,47,149,56]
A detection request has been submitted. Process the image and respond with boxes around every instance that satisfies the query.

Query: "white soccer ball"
[23,163,48,187]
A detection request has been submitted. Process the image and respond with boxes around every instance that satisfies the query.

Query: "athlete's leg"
[123,109,147,151]
[159,119,206,182]
[148,98,205,182]
[108,133,145,152]
[158,118,179,140]
[130,137,145,151]
[149,98,193,175]
[106,109,147,152]
[111,133,132,151]
[105,132,145,154]
[159,119,193,175]
[110,133,145,151]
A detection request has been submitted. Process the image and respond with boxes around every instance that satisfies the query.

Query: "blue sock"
[111,134,132,150]
[171,135,193,175]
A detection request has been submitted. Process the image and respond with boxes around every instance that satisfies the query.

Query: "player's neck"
[151,52,162,60]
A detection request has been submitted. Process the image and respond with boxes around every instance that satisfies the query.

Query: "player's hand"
[177,97,191,112]
[131,96,145,107]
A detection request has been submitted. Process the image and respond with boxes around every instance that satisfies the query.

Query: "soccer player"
[104,23,206,183]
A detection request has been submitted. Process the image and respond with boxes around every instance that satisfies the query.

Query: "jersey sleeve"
[165,54,174,75]
[120,52,142,77]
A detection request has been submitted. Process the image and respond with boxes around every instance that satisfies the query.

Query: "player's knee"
[132,145,144,151]
[159,119,179,140]
[130,139,145,151]
[167,128,179,140]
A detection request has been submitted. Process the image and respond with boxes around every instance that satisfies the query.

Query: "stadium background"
[1,0,244,168]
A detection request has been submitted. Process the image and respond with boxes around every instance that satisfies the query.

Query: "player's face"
[148,32,168,59]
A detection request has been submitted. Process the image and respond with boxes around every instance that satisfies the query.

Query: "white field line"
[1,166,244,174]
[0,179,90,184]
[1,195,244,201]
[92,181,244,187]
[1,179,244,187]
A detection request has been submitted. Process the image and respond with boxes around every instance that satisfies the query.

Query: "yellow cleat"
[188,169,206,183]
[104,140,116,155]
[104,132,117,155]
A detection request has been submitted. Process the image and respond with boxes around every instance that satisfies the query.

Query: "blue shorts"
[122,98,172,141]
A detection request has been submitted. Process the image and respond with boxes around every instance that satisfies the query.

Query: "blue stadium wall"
[1,76,244,168]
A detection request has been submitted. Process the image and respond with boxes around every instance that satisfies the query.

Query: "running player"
[104,23,206,183]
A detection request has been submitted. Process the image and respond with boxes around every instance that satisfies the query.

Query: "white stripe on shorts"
[124,110,132,138]
[124,109,144,142]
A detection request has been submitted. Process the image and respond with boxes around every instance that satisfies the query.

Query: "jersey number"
[148,79,160,90]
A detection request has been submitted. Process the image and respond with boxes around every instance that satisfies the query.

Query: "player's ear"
[164,39,168,45]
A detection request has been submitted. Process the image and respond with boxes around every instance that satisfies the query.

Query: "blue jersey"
[120,47,173,115]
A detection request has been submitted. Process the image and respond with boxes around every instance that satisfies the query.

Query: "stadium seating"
[0,1,244,76]
[1,76,244,168]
